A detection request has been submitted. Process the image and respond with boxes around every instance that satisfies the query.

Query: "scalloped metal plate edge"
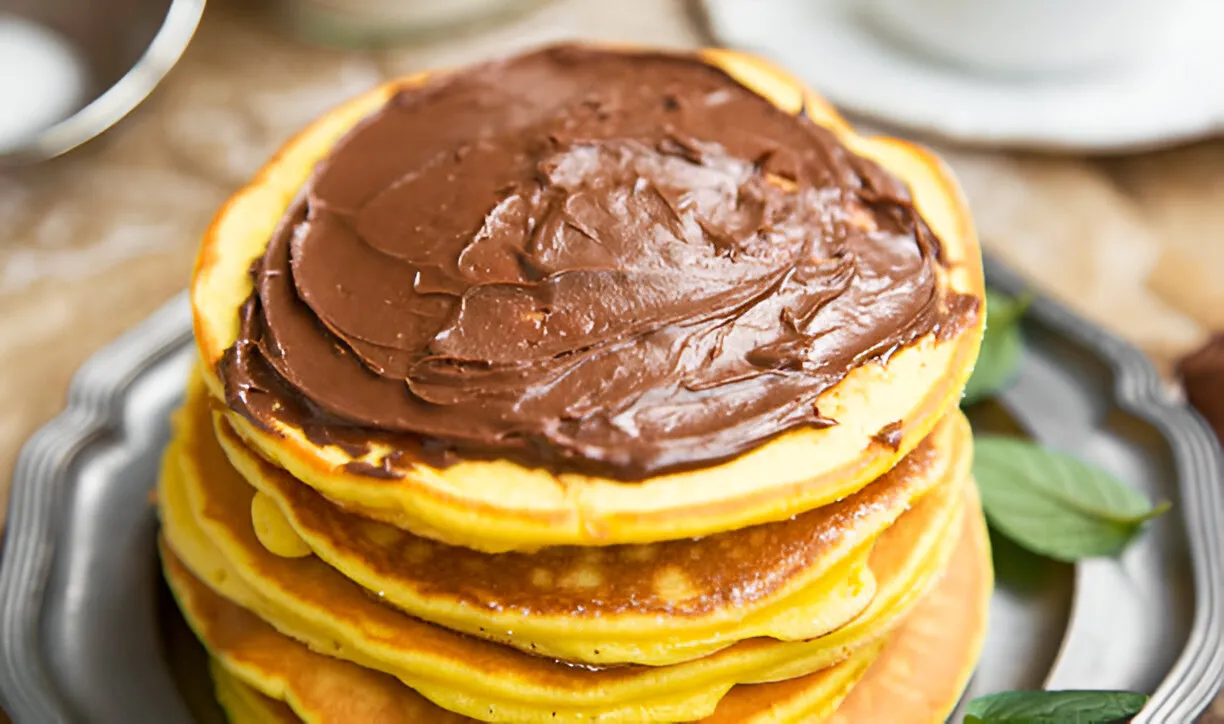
[983,258,1224,723]
[0,293,192,722]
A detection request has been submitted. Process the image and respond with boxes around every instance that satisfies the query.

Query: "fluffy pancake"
[210,659,298,724]
[206,645,876,724]
[166,491,989,724]
[696,643,883,724]
[168,547,876,724]
[158,425,967,722]
[827,486,991,723]
[171,372,971,666]
[191,45,985,552]
[717,486,990,724]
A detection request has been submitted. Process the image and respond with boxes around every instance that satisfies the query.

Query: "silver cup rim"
[0,0,206,167]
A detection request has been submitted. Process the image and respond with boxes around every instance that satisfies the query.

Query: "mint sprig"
[964,689,1148,723]
[974,436,1169,562]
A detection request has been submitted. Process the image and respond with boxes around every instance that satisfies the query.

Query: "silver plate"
[2,258,1223,723]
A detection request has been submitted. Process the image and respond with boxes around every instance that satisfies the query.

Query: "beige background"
[0,0,1221,719]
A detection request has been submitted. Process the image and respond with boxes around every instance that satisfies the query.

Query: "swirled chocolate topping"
[220,45,978,479]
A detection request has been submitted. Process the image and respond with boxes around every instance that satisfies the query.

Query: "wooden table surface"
[1,0,1221,720]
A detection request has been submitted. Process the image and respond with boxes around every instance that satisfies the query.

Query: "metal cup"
[0,0,204,166]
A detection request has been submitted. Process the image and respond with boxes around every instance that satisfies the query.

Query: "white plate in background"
[701,0,1224,152]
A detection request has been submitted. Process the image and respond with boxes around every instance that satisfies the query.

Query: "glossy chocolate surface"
[220,46,977,478]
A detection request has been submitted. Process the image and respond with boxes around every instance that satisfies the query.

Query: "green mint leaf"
[974,436,1168,562]
[963,689,1148,723]
[963,291,1032,406]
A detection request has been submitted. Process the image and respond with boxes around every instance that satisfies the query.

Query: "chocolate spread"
[219,45,978,479]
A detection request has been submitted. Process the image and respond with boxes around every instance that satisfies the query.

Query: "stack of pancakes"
[161,45,989,723]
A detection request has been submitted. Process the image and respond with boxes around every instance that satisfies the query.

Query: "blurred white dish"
[862,0,1176,77]
[702,0,1224,152]
[0,16,87,152]
[0,0,203,166]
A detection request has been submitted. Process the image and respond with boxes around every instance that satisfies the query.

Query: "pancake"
[696,643,882,724]
[827,483,991,722]
[188,560,469,723]
[172,372,971,666]
[827,528,991,722]
[157,428,967,722]
[165,493,989,724]
[190,45,985,552]
[168,546,875,724]
[714,485,991,724]
[210,659,298,724]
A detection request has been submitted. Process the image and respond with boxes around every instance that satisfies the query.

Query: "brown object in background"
[1179,333,1224,443]
[1204,695,1224,724]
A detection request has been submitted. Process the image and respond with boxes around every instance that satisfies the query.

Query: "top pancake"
[192,45,984,551]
